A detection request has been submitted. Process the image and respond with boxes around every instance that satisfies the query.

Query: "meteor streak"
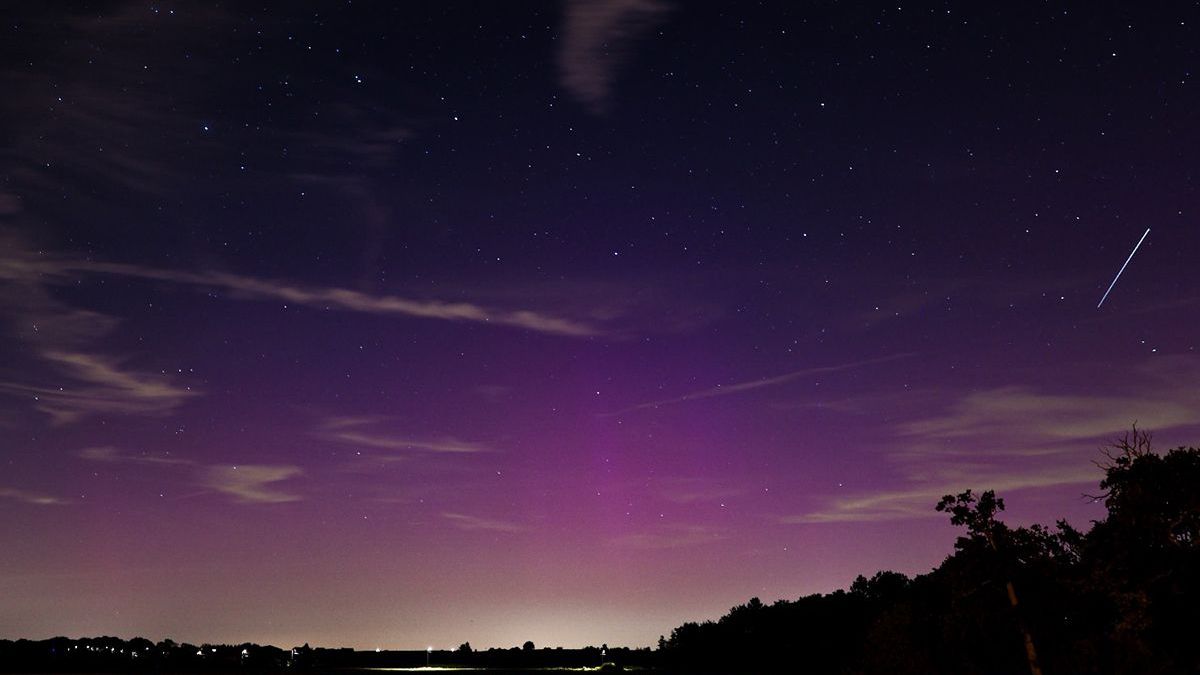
[1097,228,1150,308]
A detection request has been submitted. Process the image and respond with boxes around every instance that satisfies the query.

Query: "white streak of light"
[1097,228,1151,308]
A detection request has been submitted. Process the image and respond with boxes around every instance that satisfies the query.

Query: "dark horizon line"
[0,634,650,653]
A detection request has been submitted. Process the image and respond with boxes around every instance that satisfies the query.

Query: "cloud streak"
[0,487,70,506]
[610,353,915,415]
[898,384,1200,445]
[782,465,1101,524]
[783,355,1200,524]
[199,465,304,504]
[328,431,490,454]
[7,254,600,337]
[317,417,494,454]
[0,237,197,424]
[79,446,303,505]
[441,512,524,533]
[78,446,194,466]
[558,0,672,113]
[0,351,198,424]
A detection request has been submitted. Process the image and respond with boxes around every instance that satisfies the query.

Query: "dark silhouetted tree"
[1079,429,1200,673]
[937,489,1044,675]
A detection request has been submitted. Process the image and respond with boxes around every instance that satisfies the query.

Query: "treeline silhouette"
[4,430,1196,675]
[658,429,1200,674]
[0,638,290,673]
[0,637,651,672]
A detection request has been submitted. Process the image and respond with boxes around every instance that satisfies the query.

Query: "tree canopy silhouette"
[658,430,1200,674]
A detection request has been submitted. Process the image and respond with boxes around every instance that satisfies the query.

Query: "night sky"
[2,1,1198,651]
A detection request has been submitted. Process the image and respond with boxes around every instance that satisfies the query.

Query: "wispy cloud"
[441,512,524,533]
[9,254,600,337]
[0,5,237,202]
[200,465,304,504]
[610,353,915,415]
[558,0,673,113]
[781,355,1200,525]
[77,446,194,466]
[330,432,489,454]
[79,445,303,505]
[3,4,423,295]
[0,237,197,424]
[0,487,70,506]
[318,417,493,454]
[898,384,1200,445]
[2,5,412,208]
[782,465,1101,524]
[1,351,198,424]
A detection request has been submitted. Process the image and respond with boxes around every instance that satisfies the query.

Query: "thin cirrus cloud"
[329,432,489,454]
[441,512,525,533]
[1,5,233,200]
[78,445,194,466]
[782,355,1200,524]
[557,0,673,113]
[0,240,197,424]
[1,237,593,428]
[781,465,1102,525]
[7,253,600,337]
[18,350,197,425]
[2,5,407,205]
[317,417,493,454]
[0,349,196,426]
[897,384,1200,444]
[199,465,304,504]
[78,446,303,505]
[609,352,915,415]
[0,487,70,506]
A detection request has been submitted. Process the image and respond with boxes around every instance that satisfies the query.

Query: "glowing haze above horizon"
[2,1,1198,651]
